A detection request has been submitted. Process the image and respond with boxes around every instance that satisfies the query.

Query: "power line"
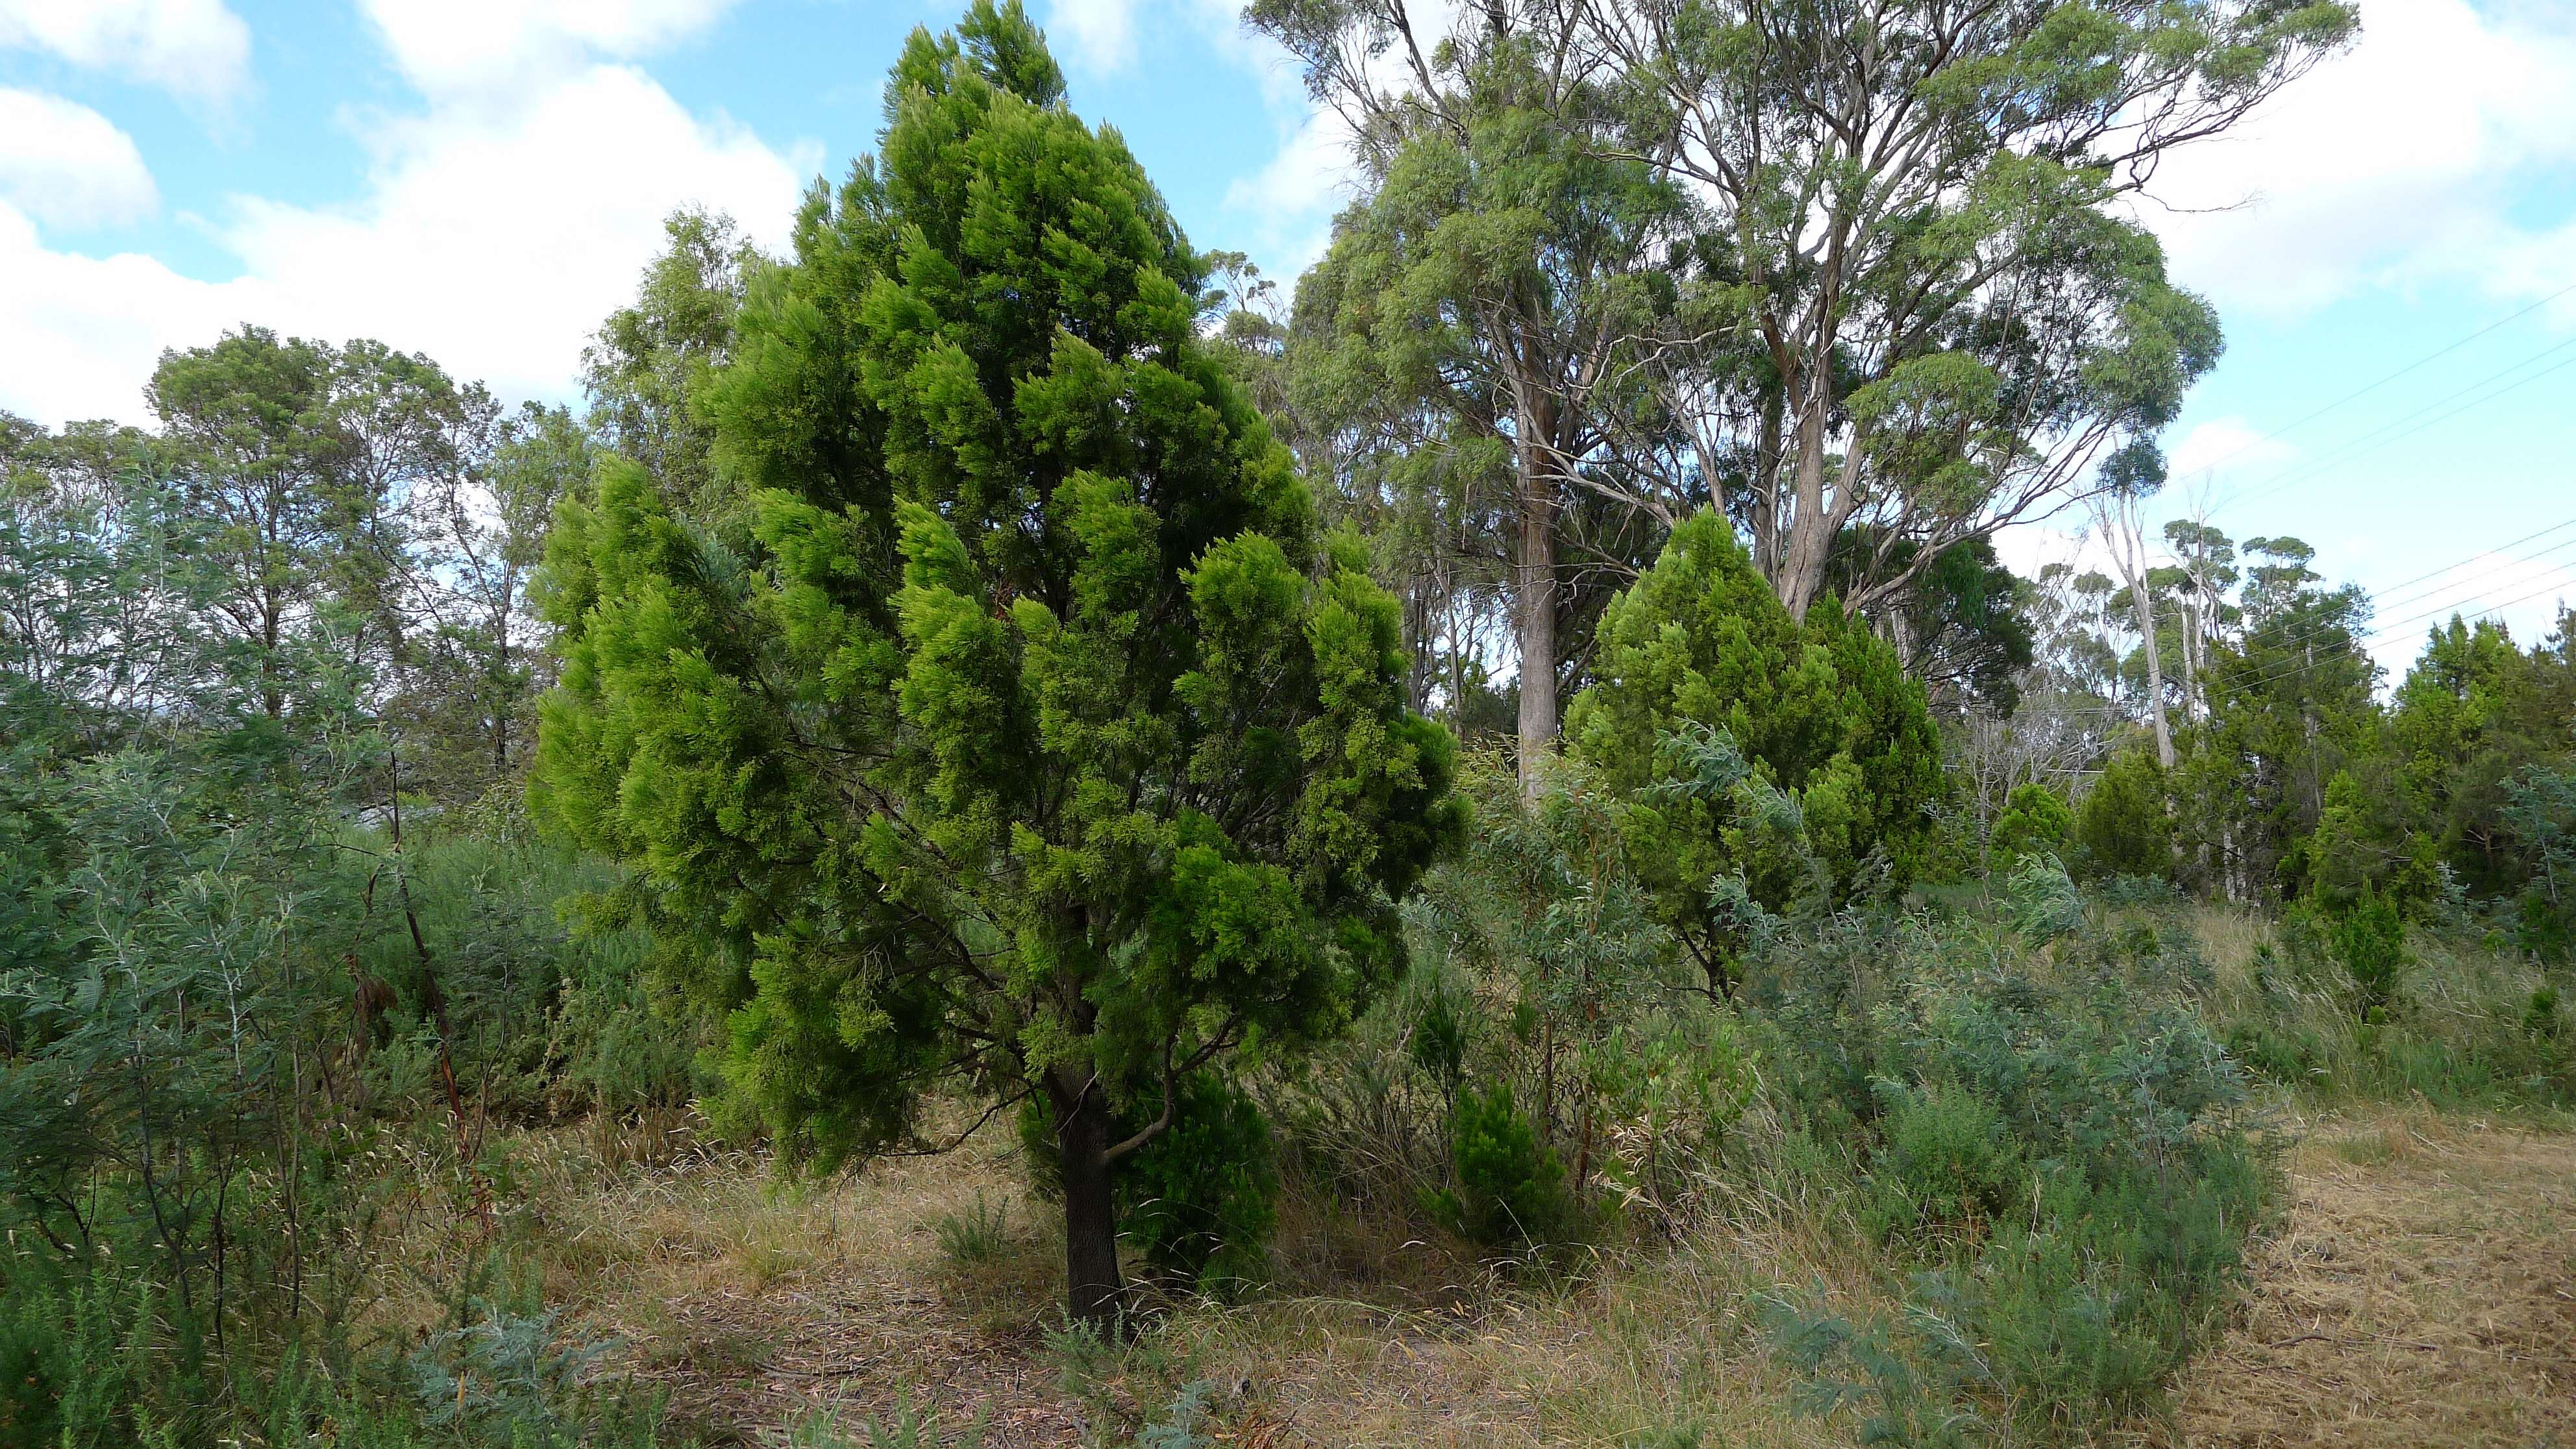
[2209,552,2576,699]
[2186,282,2576,486]
[2357,514,2576,605]
[2212,336,2576,517]
[2364,532,2576,625]
[2072,516,2576,707]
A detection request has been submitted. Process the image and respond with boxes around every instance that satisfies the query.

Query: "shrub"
[1433,1082,1571,1250]
[2331,890,2408,1017]
[1863,1086,2025,1241]
[1583,1013,1761,1221]
[935,1193,1009,1270]
[2001,853,2085,945]
[2070,749,2171,882]
[1749,910,2274,1439]
[1564,508,1945,986]
[2224,1021,2325,1085]
[1117,1077,1280,1292]
[1019,1075,1283,1293]
[1406,987,1468,1095]
[2525,985,2564,1042]
[0,1263,194,1449]
[1988,783,2072,870]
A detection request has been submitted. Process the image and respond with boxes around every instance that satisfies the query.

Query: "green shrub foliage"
[528,0,1461,1327]
[2070,747,2172,882]
[1988,783,2072,869]
[1748,904,2272,1437]
[1566,509,1944,985]
[1863,1085,2023,1241]
[1433,1081,1572,1250]
[1115,1075,1280,1291]
[2330,889,2409,1018]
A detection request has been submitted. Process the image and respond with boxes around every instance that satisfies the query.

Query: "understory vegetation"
[6,1,2572,1446]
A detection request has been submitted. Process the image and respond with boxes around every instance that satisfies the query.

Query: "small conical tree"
[531,1,1462,1329]
[1564,509,1943,987]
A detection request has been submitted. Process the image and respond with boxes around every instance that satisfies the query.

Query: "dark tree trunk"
[1054,1081,1125,1335]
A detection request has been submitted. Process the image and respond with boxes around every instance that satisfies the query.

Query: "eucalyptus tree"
[533,2,1461,1330]
[146,327,478,720]
[2162,517,2240,725]
[1254,0,1692,789]
[2093,487,2174,767]
[581,206,756,517]
[399,401,592,795]
[1579,0,2356,619]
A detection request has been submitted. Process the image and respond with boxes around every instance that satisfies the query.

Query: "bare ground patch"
[2165,1111,2576,1448]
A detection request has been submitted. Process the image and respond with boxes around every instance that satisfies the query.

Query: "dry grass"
[1130,1203,1870,1449]
[404,1087,2572,1447]
[479,1118,1082,1446]
[434,1112,1878,1447]
[2162,1108,2576,1448]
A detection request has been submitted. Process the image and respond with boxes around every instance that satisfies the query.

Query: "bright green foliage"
[2329,890,2408,1019]
[2173,537,2378,895]
[2390,619,2530,888]
[530,1,1462,1322]
[2071,748,2171,882]
[2302,769,2450,920]
[1988,782,2072,869]
[1433,1081,1570,1250]
[1564,509,1944,983]
[2383,616,2573,900]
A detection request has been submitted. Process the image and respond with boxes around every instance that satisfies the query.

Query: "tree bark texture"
[1053,1078,1125,1335]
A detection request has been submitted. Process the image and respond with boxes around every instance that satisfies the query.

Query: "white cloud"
[2164,417,2297,486]
[2141,0,2576,318]
[0,42,814,423]
[1222,106,1358,277]
[223,66,812,401]
[359,0,742,99]
[1041,0,1259,75]
[1045,0,1143,73]
[0,0,252,104]
[0,88,158,230]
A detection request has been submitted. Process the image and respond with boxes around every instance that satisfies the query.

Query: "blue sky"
[3,0,2571,678]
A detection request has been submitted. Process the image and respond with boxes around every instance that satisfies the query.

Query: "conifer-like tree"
[1565,509,1943,987]
[530,1,1462,1328]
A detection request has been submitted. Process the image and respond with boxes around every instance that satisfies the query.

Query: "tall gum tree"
[1578,0,2357,619]
[1254,0,1690,792]
[530,1,1463,1330]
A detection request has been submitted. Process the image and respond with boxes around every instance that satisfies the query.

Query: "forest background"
[3,2,2574,1447]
